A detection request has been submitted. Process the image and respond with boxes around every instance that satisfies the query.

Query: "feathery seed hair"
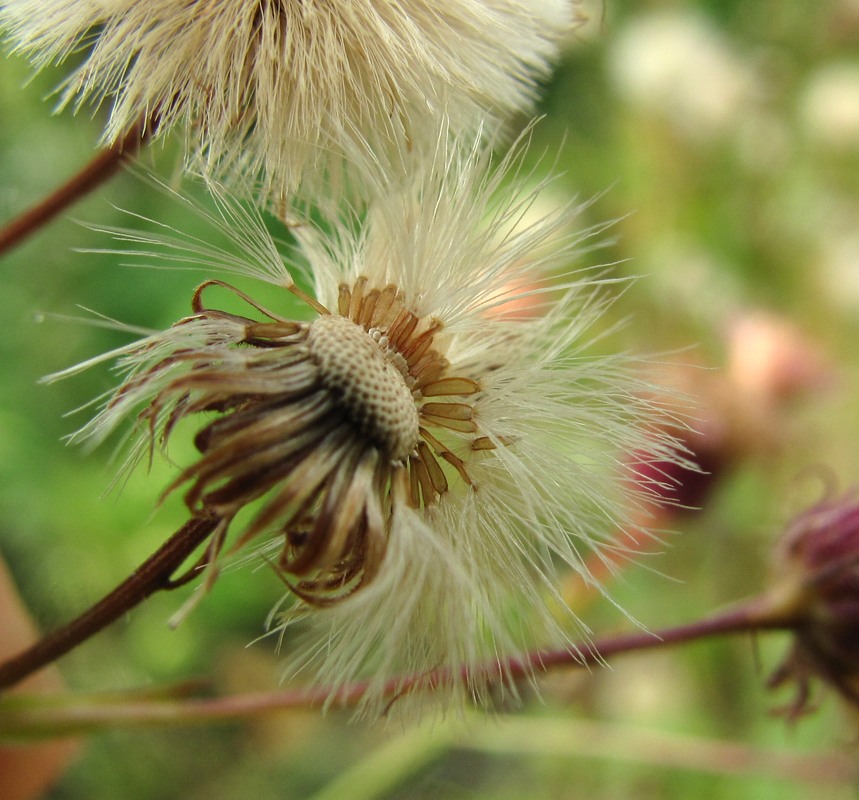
[49,137,684,714]
[1,0,576,199]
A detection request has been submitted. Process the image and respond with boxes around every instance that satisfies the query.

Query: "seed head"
[1,0,577,199]
[50,138,685,714]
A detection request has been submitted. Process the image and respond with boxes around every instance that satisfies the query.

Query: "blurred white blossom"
[800,62,859,150]
[608,11,757,143]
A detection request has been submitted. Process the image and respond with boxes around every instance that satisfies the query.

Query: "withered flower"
[50,140,683,713]
[766,494,859,719]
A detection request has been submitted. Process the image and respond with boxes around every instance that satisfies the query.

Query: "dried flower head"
[2,0,575,199]
[50,139,683,714]
[766,493,859,719]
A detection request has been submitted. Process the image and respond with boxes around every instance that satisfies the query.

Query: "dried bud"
[766,494,859,718]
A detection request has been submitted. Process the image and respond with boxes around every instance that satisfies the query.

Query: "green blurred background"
[2,1,859,797]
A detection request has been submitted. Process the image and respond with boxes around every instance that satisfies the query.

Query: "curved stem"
[0,599,798,735]
[0,514,221,691]
[387,599,793,704]
[537,600,790,669]
[0,115,150,256]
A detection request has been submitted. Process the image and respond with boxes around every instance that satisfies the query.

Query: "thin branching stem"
[0,513,220,691]
[0,598,799,736]
[0,115,150,256]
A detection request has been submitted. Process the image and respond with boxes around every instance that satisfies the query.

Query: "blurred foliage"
[2,1,859,798]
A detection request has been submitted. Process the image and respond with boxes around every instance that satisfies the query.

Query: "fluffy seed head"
[1,0,577,198]
[50,137,686,715]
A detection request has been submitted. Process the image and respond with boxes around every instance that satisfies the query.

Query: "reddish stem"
[0,514,220,691]
[375,602,791,707]
[0,116,150,256]
[0,600,798,735]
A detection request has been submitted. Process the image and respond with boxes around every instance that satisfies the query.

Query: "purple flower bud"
[768,494,859,718]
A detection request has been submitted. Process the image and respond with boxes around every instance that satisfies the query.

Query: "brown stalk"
[0,513,221,691]
[0,599,803,736]
[0,115,151,256]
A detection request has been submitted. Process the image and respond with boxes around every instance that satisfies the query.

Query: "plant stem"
[0,514,220,691]
[0,116,150,256]
[535,600,790,670]
[0,599,797,735]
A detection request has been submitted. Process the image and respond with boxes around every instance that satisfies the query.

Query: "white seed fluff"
[49,133,687,717]
[1,0,577,199]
